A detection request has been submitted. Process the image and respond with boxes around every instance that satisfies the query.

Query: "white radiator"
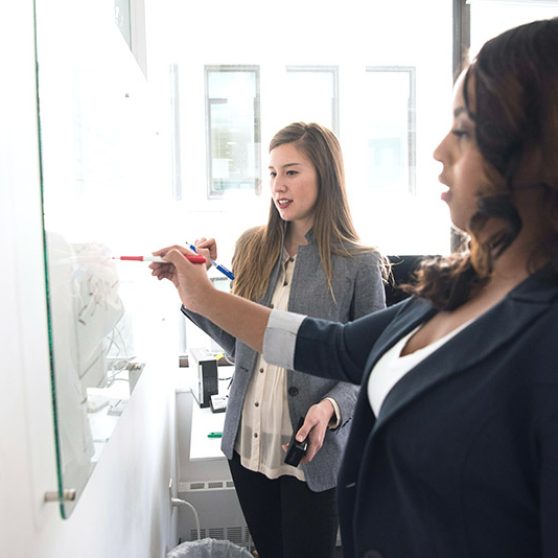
[177,480,253,549]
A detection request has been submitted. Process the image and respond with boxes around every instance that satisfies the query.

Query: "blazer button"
[287,386,299,397]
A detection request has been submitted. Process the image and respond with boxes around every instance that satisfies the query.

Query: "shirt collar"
[281,247,296,264]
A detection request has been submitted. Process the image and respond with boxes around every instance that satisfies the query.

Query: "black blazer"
[294,272,558,558]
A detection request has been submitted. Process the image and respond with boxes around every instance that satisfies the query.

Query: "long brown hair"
[406,18,558,309]
[232,122,380,302]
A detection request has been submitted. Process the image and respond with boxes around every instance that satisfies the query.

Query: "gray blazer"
[183,237,386,491]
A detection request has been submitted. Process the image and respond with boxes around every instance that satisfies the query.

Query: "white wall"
[0,1,181,557]
[469,0,558,56]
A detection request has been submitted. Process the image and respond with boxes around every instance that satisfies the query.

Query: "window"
[364,67,416,193]
[285,66,339,133]
[205,66,261,198]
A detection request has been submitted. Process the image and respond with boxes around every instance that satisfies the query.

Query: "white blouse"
[367,319,473,416]
[235,252,306,481]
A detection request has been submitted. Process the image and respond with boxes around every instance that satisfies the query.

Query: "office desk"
[189,401,226,461]
[175,366,233,483]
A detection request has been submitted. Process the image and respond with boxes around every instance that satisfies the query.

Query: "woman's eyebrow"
[268,162,303,170]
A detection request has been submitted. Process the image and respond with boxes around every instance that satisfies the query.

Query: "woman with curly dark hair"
[152,18,558,558]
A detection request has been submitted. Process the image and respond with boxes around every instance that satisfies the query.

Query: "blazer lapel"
[372,274,558,432]
[362,297,436,374]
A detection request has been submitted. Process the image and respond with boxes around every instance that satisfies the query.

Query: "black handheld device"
[284,417,308,467]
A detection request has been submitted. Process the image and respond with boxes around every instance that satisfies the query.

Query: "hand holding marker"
[114,254,206,264]
[185,242,235,281]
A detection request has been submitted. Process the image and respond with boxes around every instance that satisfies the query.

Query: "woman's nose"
[433,132,450,164]
[272,178,287,193]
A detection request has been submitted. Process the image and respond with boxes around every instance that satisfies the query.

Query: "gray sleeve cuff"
[263,309,306,370]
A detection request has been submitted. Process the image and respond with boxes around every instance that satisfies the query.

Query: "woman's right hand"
[152,243,270,354]
[150,244,214,313]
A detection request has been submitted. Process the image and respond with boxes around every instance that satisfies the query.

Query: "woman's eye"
[451,128,469,140]
[269,171,277,178]
[286,170,297,176]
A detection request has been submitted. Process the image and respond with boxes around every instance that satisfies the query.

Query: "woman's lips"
[438,175,450,203]
[276,199,292,209]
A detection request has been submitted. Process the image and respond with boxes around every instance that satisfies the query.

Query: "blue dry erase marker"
[186,242,235,281]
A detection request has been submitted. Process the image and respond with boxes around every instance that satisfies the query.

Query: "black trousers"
[229,452,339,558]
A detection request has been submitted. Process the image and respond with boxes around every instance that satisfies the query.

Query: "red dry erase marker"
[114,255,206,263]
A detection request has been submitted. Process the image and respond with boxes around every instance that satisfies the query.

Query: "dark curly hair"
[405,17,558,310]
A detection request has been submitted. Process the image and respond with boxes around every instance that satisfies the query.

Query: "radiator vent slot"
[228,526,251,545]
[188,527,251,546]
[189,528,206,541]
[208,527,224,540]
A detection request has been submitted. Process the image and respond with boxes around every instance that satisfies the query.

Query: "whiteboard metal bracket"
[44,489,77,503]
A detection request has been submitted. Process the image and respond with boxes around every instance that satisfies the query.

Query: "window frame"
[285,65,340,134]
[365,65,417,194]
[204,64,262,199]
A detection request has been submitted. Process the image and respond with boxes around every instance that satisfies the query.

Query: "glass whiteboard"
[35,0,164,517]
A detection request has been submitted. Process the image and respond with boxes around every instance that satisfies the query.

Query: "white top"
[367,319,472,416]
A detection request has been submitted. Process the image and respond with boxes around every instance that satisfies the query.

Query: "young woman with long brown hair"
[178,122,386,558]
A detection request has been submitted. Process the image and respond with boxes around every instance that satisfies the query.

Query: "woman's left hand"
[285,399,335,465]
